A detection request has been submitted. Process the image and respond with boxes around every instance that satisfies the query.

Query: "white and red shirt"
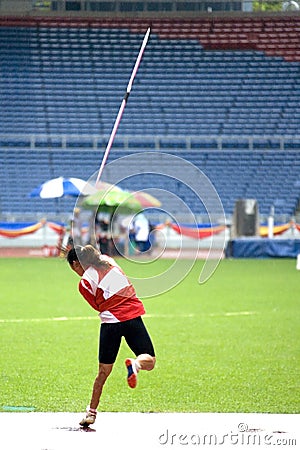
[78,260,145,323]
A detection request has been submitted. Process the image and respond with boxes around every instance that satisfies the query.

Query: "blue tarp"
[227,239,300,258]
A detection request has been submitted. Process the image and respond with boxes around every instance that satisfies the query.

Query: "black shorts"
[99,316,155,364]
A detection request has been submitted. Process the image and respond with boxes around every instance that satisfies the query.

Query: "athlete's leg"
[123,317,156,388]
[94,322,122,406]
[135,353,156,371]
[90,362,114,410]
[80,322,122,425]
[80,363,113,426]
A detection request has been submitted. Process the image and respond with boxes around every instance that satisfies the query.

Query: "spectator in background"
[70,207,83,246]
[133,213,151,253]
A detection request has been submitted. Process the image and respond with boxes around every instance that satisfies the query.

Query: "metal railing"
[0,133,299,151]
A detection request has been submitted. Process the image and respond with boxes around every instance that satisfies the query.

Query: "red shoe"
[125,358,138,388]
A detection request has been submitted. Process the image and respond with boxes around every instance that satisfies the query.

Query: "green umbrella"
[81,186,143,215]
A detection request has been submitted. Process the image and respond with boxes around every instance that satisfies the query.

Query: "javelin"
[95,27,151,186]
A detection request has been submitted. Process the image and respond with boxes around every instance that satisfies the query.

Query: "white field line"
[0,311,257,324]
[0,316,98,324]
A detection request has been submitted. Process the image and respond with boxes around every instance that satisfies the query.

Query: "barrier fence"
[1,133,300,151]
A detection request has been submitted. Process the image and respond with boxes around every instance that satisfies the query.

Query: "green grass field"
[0,256,299,414]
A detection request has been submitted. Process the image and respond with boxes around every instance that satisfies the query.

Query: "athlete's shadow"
[52,425,96,432]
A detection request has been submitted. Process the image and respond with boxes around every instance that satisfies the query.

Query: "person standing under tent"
[64,244,156,426]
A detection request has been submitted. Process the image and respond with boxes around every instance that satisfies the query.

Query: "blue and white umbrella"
[29,177,96,199]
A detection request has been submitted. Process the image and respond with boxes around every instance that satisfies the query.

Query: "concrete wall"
[0,0,32,13]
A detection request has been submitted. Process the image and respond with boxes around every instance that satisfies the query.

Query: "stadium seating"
[0,17,299,218]
[1,148,299,218]
[0,18,299,138]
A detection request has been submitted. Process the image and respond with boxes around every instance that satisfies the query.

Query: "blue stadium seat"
[0,21,299,216]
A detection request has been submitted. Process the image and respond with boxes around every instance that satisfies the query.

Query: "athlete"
[66,244,156,426]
